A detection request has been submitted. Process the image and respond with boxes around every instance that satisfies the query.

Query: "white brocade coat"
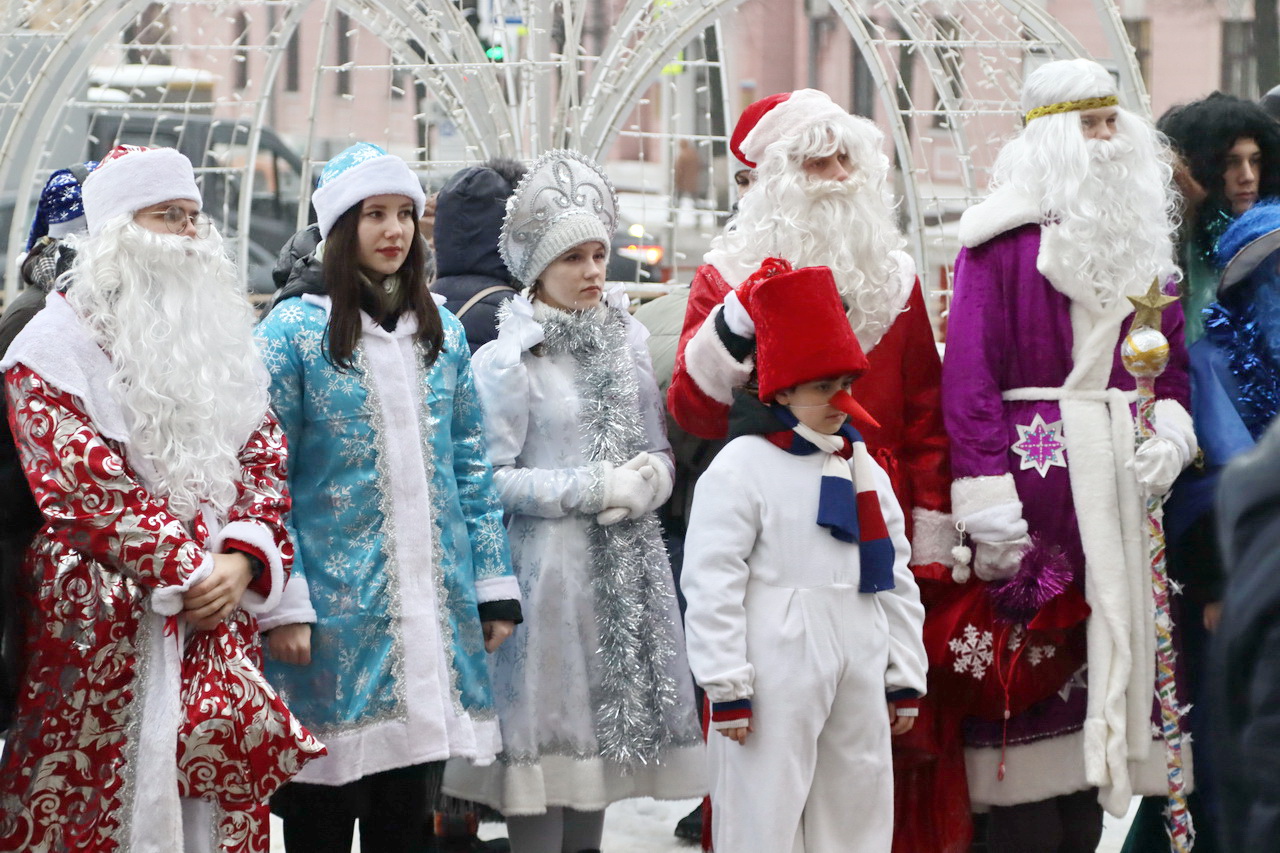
[443,290,705,815]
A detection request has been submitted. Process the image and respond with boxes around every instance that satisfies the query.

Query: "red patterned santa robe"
[0,295,300,853]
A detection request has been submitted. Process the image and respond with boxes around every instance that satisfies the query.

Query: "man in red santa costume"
[942,58,1195,852]
[669,89,965,851]
[0,145,320,852]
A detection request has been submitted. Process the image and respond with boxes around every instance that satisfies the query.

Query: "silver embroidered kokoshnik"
[539,304,682,770]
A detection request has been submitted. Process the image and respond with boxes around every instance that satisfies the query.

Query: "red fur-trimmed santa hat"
[737,258,871,414]
[729,89,850,169]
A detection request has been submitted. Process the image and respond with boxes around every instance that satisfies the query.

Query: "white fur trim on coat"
[129,612,186,851]
[958,189,1041,249]
[474,575,521,605]
[951,473,1021,521]
[909,507,957,568]
[684,304,753,406]
[256,574,317,632]
[967,727,1193,815]
[210,519,287,614]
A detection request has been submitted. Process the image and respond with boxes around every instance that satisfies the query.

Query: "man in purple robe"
[941,58,1198,852]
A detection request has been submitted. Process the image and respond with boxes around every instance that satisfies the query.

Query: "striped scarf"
[766,407,896,593]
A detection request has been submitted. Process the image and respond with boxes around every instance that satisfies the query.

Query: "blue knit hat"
[1218,201,1280,295]
[27,163,97,250]
[311,142,427,239]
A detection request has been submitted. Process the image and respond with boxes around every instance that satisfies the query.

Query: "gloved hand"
[636,455,673,513]
[972,535,1031,582]
[1129,435,1183,497]
[597,454,655,526]
[721,290,756,339]
[960,502,1028,544]
[958,502,1030,582]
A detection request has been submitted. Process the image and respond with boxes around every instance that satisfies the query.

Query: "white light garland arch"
[0,0,1145,301]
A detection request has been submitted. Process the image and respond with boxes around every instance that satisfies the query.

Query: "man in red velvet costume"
[669,90,968,852]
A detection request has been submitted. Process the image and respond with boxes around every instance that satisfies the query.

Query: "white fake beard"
[1041,135,1177,308]
[713,172,906,347]
[65,220,267,520]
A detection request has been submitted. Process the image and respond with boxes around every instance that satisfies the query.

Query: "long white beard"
[1041,136,1177,308]
[65,221,267,520]
[710,173,907,347]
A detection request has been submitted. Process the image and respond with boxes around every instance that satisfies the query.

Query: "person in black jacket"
[1213,416,1280,851]
[0,162,94,731]
[432,158,525,353]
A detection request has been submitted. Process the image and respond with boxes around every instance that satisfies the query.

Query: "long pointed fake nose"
[829,390,880,431]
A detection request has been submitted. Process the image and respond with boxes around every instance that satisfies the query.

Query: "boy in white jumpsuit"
[681,259,928,853]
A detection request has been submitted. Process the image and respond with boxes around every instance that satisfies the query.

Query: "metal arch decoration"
[0,0,1147,298]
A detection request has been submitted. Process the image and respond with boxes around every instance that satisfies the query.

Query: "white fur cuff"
[721,290,756,338]
[212,519,287,614]
[952,474,1021,522]
[684,305,753,406]
[256,574,317,632]
[475,575,521,605]
[910,508,958,568]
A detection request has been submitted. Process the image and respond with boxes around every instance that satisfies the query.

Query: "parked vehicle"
[609,218,665,283]
[86,112,312,258]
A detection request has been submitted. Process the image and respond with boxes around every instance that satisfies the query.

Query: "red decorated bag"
[177,614,326,807]
[924,577,1089,721]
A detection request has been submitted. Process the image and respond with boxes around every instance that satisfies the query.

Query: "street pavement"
[269,795,1140,851]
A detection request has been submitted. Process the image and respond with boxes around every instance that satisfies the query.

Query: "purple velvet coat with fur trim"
[941,222,1189,787]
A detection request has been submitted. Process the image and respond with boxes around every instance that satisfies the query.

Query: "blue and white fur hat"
[311,142,427,239]
[28,163,98,250]
[500,149,618,288]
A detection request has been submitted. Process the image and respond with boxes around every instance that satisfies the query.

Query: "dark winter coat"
[272,223,323,303]
[0,239,76,730]
[1213,418,1280,851]
[430,166,519,353]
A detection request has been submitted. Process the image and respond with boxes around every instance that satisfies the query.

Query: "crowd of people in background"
[0,54,1279,853]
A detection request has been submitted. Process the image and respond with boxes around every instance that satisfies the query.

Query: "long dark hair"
[1159,93,1280,242]
[322,199,444,370]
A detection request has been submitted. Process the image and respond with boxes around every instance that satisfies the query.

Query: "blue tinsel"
[1204,291,1280,440]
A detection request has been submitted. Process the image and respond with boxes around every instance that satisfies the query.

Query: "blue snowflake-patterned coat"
[255,293,517,785]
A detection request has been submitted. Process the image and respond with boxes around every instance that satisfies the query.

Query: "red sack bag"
[924,571,1089,722]
[177,613,326,808]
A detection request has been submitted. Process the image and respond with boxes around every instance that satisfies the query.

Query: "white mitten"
[637,457,673,514]
[972,535,1031,582]
[960,502,1028,543]
[721,290,756,339]
[596,454,653,525]
[1129,436,1183,497]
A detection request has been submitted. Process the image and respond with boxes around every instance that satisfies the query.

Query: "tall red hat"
[737,258,871,408]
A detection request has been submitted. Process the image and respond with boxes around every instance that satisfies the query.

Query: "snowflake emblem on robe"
[949,624,994,680]
[1011,414,1067,477]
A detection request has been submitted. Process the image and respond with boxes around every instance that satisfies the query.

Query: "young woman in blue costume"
[254,142,521,852]
[443,149,705,853]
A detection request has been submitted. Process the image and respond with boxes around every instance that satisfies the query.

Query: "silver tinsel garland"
[539,303,684,770]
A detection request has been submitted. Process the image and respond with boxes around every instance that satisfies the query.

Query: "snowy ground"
[269,795,1139,851]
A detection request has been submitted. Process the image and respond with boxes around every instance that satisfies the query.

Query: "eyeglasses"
[138,206,212,238]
